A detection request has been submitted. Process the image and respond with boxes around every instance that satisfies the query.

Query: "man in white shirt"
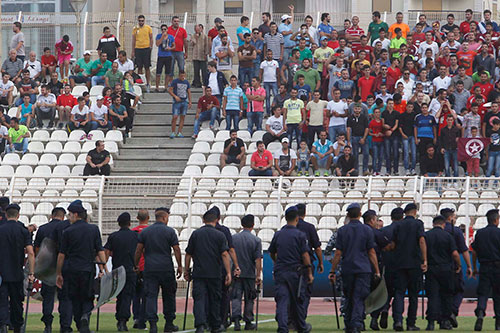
[418,31,439,58]
[90,95,112,130]
[260,49,280,116]
[432,65,452,95]
[23,51,41,82]
[273,137,297,176]
[263,106,287,146]
[114,50,134,75]
[372,28,391,50]
[327,89,348,142]
[395,69,415,100]
[0,73,14,105]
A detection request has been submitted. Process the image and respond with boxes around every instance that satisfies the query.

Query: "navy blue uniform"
[137,221,179,325]
[444,222,468,316]
[335,220,375,331]
[368,226,390,320]
[215,223,234,326]
[268,225,310,333]
[60,220,103,329]
[471,224,500,318]
[104,227,139,322]
[186,224,229,330]
[392,216,425,327]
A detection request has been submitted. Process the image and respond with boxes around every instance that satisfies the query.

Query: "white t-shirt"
[432,76,452,92]
[208,72,220,95]
[0,80,14,97]
[71,105,90,121]
[418,41,439,58]
[260,60,279,83]
[372,38,390,50]
[23,60,41,79]
[273,148,297,170]
[326,100,348,127]
[114,58,134,74]
[0,125,8,137]
[215,44,234,71]
[266,115,284,135]
[90,103,108,121]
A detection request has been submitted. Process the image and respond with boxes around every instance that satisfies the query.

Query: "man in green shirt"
[293,58,320,91]
[90,52,112,87]
[283,87,305,147]
[104,62,123,88]
[6,117,30,153]
[389,27,407,59]
[69,50,93,89]
[297,38,312,62]
[367,11,389,43]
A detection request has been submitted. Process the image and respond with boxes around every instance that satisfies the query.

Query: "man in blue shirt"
[155,24,175,92]
[222,75,244,130]
[414,103,437,163]
[278,7,295,62]
[250,28,264,76]
[318,13,335,40]
[168,70,192,138]
[236,16,251,47]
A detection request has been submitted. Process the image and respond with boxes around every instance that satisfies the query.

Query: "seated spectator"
[220,129,245,169]
[0,123,7,154]
[193,87,220,139]
[122,72,140,109]
[246,77,266,134]
[296,140,310,176]
[335,145,358,177]
[114,50,134,76]
[16,95,34,128]
[273,137,297,176]
[35,85,56,128]
[46,72,63,98]
[68,96,91,137]
[311,130,334,176]
[168,70,191,138]
[90,52,112,87]
[40,47,57,83]
[83,140,111,176]
[102,87,112,107]
[109,95,132,136]
[0,112,10,128]
[82,91,91,107]
[15,70,38,106]
[90,95,112,130]
[56,84,77,129]
[332,132,347,163]
[420,144,444,176]
[55,35,73,81]
[23,51,41,83]
[104,61,123,88]
[6,117,30,154]
[69,50,92,89]
[263,106,287,146]
[1,49,23,83]
[249,140,274,176]
[0,73,14,106]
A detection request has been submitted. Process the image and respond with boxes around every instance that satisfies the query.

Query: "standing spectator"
[114,51,135,76]
[260,49,280,116]
[389,28,406,59]
[215,34,235,81]
[473,44,495,80]
[273,137,297,176]
[272,84,289,109]
[263,106,287,146]
[456,42,476,76]
[220,129,246,169]
[68,96,91,135]
[314,37,334,74]
[382,99,400,174]
[155,24,175,92]
[418,32,439,58]
[16,95,35,128]
[193,87,220,138]
[132,15,153,92]
[23,51,41,83]
[237,16,252,47]
[347,103,369,174]
[278,6,295,61]
[303,15,318,44]
[420,144,444,176]
[283,87,306,148]
[168,71,191,138]
[483,101,500,137]
[2,49,23,83]
[56,84,77,129]
[90,53,112,87]
[357,65,376,102]
[486,119,500,177]
[249,141,274,176]
[367,11,389,44]
[259,13,272,38]
[190,24,210,89]
[211,26,234,60]
[97,26,120,62]
[6,117,29,154]
[479,9,499,32]
[246,77,266,134]
[263,22,284,66]
[203,61,228,106]
[334,69,356,100]
[318,13,335,40]
[16,70,38,107]
[293,58,320,91]
[109,95,132,135]
[296,38,313,62]
[306,90,328,147]
[250,28,264,76]
[345,16,364,49]
[368,108,383,174]
[294,74,311,102]
[0,73,14,106]
[222,75,244,131]
[462,102,481,137]
[11,22,25,62]
[46,72,63,98]
[396,69,415,101]
[90,95,112,130]
[208,17,224,40]
[238,33,257,87]
[432,65,452,96]
[69,50,92,89]
[388,12,410,38]
[327,89,348,142]
[414,103,437,159]
[83,140,111,176]
[168,16,189,78]
[104,62,123,89]
[281,48,301,90]
[40,47,57,83]
[399,102,417,175]
[34,85,56,128]
[439,114,460,178]
[55,35,73,82]
[459,9,477,35]
[466,126,482,177]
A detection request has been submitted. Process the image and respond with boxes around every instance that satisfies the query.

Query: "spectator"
[439,114,460,178]
[6,117,29,154]
[263,106,287,146]
[456,42,476,76]
[109,95,132,135]
[211,25,234,60]
[335,145,358,177]
[0,73,14,106]
[420,144,444,176]
[16,70,38,107]
[281,48,300,90]
[273,137,297,176]
[483,101,500,137]
[395,69,415,101]
[2,49,23,83]
[389,28,406,59]
[190,24,210,89]
[46,72,63,98]
[249,140,274,176]
[222,75,244,131]
[68,96,91,136]
[259,13,272,38]
[367,11,389,44]
[260,49,280,116]
[34,84,56,128]
[155,24,175,92]
[40,47,57,83]
[382,99,400,174]
[56,84,77,129]
[306,90,328,147]
[315,35,336,74]
[0,112,10,129]
[122,72,140,110]
[399,102,417,175]
[220,129,246,169]
[291,24,313,48]
[462,102,481,137]
[272,84,289,109]
[168,16,188,77]
[318,13,334,40]
[168,70,191,138]
[346,16,364,49]
[459,9,478,35]
[237,16,252,47]
[83,140,111,176]
[69,50,92,89]
[467,126,481,177]
[334,68,356,99]
[357,65,376,102]
[132,15,153,92]
[11,22,25,62]
[332,132,347,164]
[208,17,224,40]
[452,80,471,114]
[293,58,320,91]
[327,89,348,142]
[238,33,257,87]
[486,119,500,177]
[311,130,334,176]
[55,35,73,81]
[414,103,437,159]
[16,94,35,128]
[246,77,266,134]
[203,61,228,106]
[283,87,305,147]
[90,95,112,130]
[90,52,112,87]
[279,7,295,61]
[114,51,134,76]
[250,28,264,76]
[296,140,310,176]
[193,87,220,138]
[347,103,369,174]
[294,74,311,102]
[0,123,7,154]
[23,51,41,83]
[473,44,495,77]
[214,34,235,80]
[104,62,124,89]
[263,22,284,65]
[388,12,410,38]
[296,37,312,62]
[97,26,121,62]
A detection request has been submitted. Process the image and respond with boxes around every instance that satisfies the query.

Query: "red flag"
[457,138,490,162]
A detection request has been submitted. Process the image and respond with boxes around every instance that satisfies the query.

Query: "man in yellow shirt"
[6,117,30,154]
[388,12,410,39]
[132,15,153,92]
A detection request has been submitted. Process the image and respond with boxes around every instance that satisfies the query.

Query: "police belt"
[277,265,304,273]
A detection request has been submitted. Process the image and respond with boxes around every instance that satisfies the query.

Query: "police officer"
[231,214,262,331]
[424,215,462,331]
[34,207,72,333]
[131,209,150,329]
[440,207,472,328]
[134,207,182,333]
[269,206,313,333]
[471,209,500,331]
[56,200,107,333]
[0,204,35,333]
[104,212,139,332]
[184,209,232,333]
[391,203,427,331]
[329,203,380,333]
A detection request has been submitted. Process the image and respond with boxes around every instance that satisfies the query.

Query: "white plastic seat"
[19,203,35,216]
[477,204,496,216]
[380,203,398,216]
[61,141,80,154]
[221,166,239,176]
[68,130,87,141]
[318,229,333,242]
[215,130,230,142]
[81,142,95,153]
[246,203,264,216]
[457,203,477,216]
[38,154,57,166]
[260,216,279,229]
[28,178,46,191]
[213,190,230,199]
[35,202,54,215]
[237,130,251,142]
[0,166,14,177]
[233,190,249,198]
[438,203,457,212]
[191,202,207,215]
[32,130,50,142]
[75,154,87,165]
[53,165,71,177]
[3,154,21,166]
[183,166,201,177]
[61,189,79,198]
[57,153,76,166]
[187,154,206,166]
[133,84,142,96]
[210,204,226,215]
[179,229,192,241]
[265,203,283,215]
[210,142,225,154]
[42,190,60,202]
[45,142,63,154]
[322,203,341,216]
[28,141,44,153]
[308,191,324,198]
[247,142,257,154]
[13,177,28,191]
[71,165,85,176]
[31,215,49,226]
[105,130,123,142]
[33,165,52,177]
[306,203,322,216]
[202,166,220,177]
[197,178,216,190]
[192,142,210,153]
[65,178,84,190]
[21,189,40,202]
[227,203,246,216]
[88,130,105,141]
[250,191,267,199]
[291,179,310,191]
[474,217,488,229]
[193,190,211,199]
[7,107,17,117]
[216,179,234,190]
[223,216,241,229]
[46,178,66,191]
[104,141,119,154]
[206,154,221,166]
[288,191,306,198]
[311,179,328,191]
[318,217,337,229]
[15,165,33,177]
[89,85,104,96]
[235,179,253,191]
[186,216,203,228]
[251,130,266,142]
[196,130,215,142]
[71,86,88,96]
[50,130,69,142]
[168,216,184,229]
[257,229,275,242]
[170,202,188,215]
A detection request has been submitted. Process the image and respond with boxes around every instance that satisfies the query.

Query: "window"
[224,1,243,14]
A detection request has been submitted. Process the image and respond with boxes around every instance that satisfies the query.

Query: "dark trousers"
[384,136,400,174]
[274,270,307,333]
[263,132,286,147]
[373,269,396,318]
[192,60,207,87]
[221,279,231,326]
[133,272,146,324]
[116,272,137,321]
[393,268,421,326]
[111,116,132,133]
[425,267,453,322]
[193,278,222,329]
[144,271,176,324]
[35,106,56,128]
[0,281,23,329]
[83,164,111,176]
[452,269,465,315]
[40,282,73,330]
[307,125,323,149]
[63,270,95,329]
[287,123,301,148]
[342,273,371,331]
[68,121,91,134]
[475,263,500,317]
[231,278,256,323]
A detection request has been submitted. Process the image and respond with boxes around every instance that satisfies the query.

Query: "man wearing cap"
[90,95,113,130]
[184,209,232,333]
[278,5,295,62]
[134,207,182,333]
[391,203,427,331]
[208,18,224,41]
[34,207,72,333]
[69,50,92,89]
[56,200,107,333]
[269,206,314,333]
[230,214,262,331]
[0,203,35,333]
[104,212,139,331]
[131,209,150,329]
[273,137,297,176]
[83,140,111,177]
[329,203,380,333]
[471,209,500,331]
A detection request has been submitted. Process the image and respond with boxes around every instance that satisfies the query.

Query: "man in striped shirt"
[346,16,365,49]
[263,22,284,65]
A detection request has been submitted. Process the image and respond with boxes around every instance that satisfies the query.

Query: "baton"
[21,282,33,333]
[331,280,340,330]
[255,284,261,330]
[96,307,100,332]
[183,269,191,331]
[421,275,425,320]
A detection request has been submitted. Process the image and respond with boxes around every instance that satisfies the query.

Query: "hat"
[96,95,104,100]
[281,137,289,143]
[214,17,224,24]
[6,203,20,212]
[346,202,361,211]
[117,212,131,224]
[83,50,91,55]
[209,206,221,219]
[404,203,418,212]
[320,36,329,41]
[285,206,298,214]
[68,200,85,213]
[281,14,292,22]
[155,207,170,214]
[440,208,455,216]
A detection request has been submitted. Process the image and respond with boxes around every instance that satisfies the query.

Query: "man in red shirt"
[345,16,364,49]
[208,17,224,40]
[193,86,220,138]
[412,23,426,48]
[456,41,476,76]
[459,9,478,35]
[167,16,188,75]
[352,35,373,62]
[41,47,57,83]
[249,141,274,176]
[56,84,77,128]
[358,65,376,102]
[131,209,150,330]
[472,72,494,97]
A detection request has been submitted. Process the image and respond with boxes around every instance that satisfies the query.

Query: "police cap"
[5,203,20,212]
[117,212,131,223]
[68,200,86,213]
[346,202,361,211]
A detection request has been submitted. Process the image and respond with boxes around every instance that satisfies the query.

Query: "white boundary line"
[177,319,275,333]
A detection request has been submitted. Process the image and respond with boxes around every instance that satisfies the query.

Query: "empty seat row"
[0,165,85,177]
[2,153,113,167]
[28,140,119,154]
[196,130,266,143]
[31,130,123,143]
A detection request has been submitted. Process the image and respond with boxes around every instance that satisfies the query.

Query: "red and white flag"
[457,138,490,162]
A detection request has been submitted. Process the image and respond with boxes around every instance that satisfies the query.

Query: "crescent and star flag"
[457,138,490,162]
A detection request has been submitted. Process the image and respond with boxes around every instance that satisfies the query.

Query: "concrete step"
[133,114,197,124]
[114,159,187,168]
[131,127,195,136]
[122,137,196,147]
[116,151,191,160]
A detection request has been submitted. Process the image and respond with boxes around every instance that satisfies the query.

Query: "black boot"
[450,313,458,328]
[439,320,453,330]
[243,322,255,330]
[298,323,312,333]
[43,324,52,333]
[495,317,500,330]
[407,324,420,331]
[425,320,434,331]
[149,321,158,333]
[475,310,485,331]
[79,313,90,333]
[164,322,179,332]
[379,312,388,329]
[117,320,128,331]
[195,325,204,333]
[370,317,380,331]
[394,322,404,331]
[233,321,241,331]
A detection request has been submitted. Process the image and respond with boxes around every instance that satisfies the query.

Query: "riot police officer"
[471,209,500,331]
[0,204,35,333]
[329,203,380,333]
[134,207,182,333]
[184,209,232,333]
[56,200,107,333]
[104,212,139,332]
[269,206,314,333]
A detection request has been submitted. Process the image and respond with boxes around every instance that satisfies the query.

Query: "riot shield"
[364,276,388,314]
[34,238,58,286]
[96,266,126,308]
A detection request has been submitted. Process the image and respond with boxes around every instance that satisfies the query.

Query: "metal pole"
[119,0,125,51]
[116,11,122,43]
[250,12,254,29]
[187,176,194,233]
[383,11,387,22]
[83,11,88,54]
[0,2,3,62]
[183,12,188,30]
[316,11,320,28]
[98,175,105,234]
[18,11,22,22]
[465,176,471,246]
[276,176,283,223]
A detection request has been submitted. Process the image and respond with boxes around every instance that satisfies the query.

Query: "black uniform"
[104,227,139,323]
[444,222,468,316]
[368,226,390,320]
[215,222,234,326]
[379,222,398,321]
[186,224,229,330]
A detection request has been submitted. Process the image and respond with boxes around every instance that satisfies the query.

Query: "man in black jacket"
[439,114,460,178]
[203,61,228,106]
[420,144,444,177]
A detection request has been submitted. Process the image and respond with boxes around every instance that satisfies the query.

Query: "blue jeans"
[91,75,105,86]
[351,136,369,172]
[384,136,400,174]
[194,107,219,135]
[238,67,254,88]
[328,124,346,142]
[297,160,309,172]
[15,94,36,106]
[90,120,113,130]
[172,100,188,116]
[287,123,301,148]
[7,139,29,153]
[263,82,278,115]
[249,169,273,176]
[486,150,500,177]
[372,141,384,173]
[171,51,185,73]
[443,149,459,177]
[225,110,240,130]
[247,112,263,134]
[402,136,417,171]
